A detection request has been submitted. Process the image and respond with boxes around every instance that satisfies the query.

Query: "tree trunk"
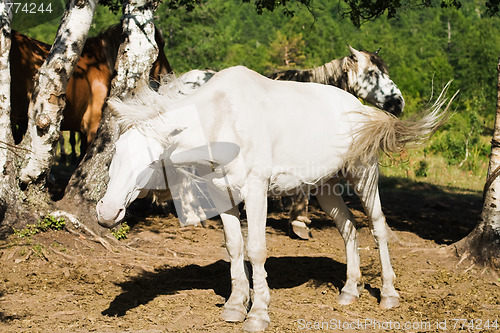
[0,1,13,185]
[0,1,21,231]
[455,57,500,268]
[19,0,97,185]
[61,0,159,230]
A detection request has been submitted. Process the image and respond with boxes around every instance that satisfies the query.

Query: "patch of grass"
[379,141,487,193]
[111,222,130,240]
[31,243,46,258]
[14,214,66,238]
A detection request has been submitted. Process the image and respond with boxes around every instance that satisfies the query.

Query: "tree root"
[50,210,117,252]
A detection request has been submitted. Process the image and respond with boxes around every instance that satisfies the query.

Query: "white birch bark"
[19,0,97,184]
[0,0,12,172]
[112,0,158,97]
[0,0,26,228]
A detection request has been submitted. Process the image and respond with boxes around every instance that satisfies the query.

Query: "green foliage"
[161,0,205,12]
[14,215,66,238]
[98,0,121,14]
[430,95,491,172]
[341,0,463,27]
[111,222,130,240]
[243,0,312,16]
[415,160,429,177]
[268,31,306,70]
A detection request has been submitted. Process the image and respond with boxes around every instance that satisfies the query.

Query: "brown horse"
[10,25,172,157]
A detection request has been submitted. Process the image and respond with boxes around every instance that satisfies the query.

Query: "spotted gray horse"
[268,45,404,239]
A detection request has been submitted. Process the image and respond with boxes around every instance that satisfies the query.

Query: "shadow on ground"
[102,256,346,317]
[305,175,482,245]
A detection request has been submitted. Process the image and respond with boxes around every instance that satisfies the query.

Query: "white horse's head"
[96,129,165,228]
[345,46,405,116]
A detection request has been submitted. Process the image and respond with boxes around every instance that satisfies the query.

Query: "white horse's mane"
[107,73,199,145]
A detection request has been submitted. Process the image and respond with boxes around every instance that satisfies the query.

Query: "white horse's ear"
[348,45,362,60]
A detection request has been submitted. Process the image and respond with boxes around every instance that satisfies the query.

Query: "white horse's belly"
[267,165,338,197]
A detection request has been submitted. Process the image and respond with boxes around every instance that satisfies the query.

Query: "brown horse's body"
[10,26,172,151]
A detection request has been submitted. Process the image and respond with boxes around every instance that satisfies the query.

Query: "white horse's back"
[162,67,365,188]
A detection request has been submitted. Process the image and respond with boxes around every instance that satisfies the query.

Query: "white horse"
[97,66,453,332]
[176,46,405,239]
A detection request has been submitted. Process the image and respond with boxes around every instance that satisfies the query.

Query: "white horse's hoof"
[380,296,399,309]
[243,317,269,332]
[221,308,246,322]
[290,220,312,240]
[337,292,358,305]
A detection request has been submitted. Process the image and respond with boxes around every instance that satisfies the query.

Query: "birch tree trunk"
[61,0,159,228]
[0,1,12,177]
[0,0,21,229]
[19,0,97,185]
[455,57,500,268]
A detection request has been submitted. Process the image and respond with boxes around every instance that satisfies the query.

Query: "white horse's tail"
[346,82,458,166]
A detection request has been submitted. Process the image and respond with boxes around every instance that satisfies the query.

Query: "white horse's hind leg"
[316,180,362,305]
[243,179,271,332]
[220,207,249,322]
[350,162,399,309]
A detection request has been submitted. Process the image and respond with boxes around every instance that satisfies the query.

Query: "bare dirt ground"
[0,177,499,332]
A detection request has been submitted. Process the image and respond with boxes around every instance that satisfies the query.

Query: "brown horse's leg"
[69,131,78,164]
[59,133,67,165]
[78,133,88,163]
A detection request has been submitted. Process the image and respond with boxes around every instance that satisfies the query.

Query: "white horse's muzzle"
[96,199,126,228]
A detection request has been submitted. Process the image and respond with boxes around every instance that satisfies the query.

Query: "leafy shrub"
[415,160,429,177]
[430,107,488,171]
[111,222,130,240]
[14,215,66,238]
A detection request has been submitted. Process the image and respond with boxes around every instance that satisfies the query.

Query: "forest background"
[20,0,500,193]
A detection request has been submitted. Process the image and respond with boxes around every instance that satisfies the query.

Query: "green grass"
[111,222,130,240]
[379,137,489,194]
[54,131,82,163]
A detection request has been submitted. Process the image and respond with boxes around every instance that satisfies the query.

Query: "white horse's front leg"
[243,179,271,332]
[316,182,362,305]
[220,207,249,322]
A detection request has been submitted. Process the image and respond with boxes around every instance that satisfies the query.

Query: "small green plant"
[415,160,429,178]
[31,243,46,258]
[14,215,66,238]
[111,222,130,240]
